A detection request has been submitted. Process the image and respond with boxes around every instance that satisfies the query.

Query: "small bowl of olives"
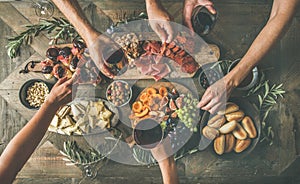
[199,67,222,89]
[106,80,132,107]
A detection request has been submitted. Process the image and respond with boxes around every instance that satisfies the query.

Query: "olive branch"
[6,17,78,59]
[246,73,285,145]
[60,134,122,166]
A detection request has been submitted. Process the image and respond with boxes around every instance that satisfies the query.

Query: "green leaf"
[262,121,266,129]
[264,82,270,98]
[276,83,283,89]
[258,95,263,107]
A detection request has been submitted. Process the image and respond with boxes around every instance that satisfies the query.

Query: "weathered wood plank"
[16,141,82,179]
[0,3,49,57]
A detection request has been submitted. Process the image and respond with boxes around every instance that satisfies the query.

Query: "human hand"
[183,0,216,32]
[146,0,175,43]
[87,35,119,78]
[46,77,77,107]
[197,76,234,114]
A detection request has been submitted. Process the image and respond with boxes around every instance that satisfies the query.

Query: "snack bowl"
[199,97,261,159]
[198,63,223,89]
[227,59,259,91]
[19,79,53,109]
[106,80,132,107]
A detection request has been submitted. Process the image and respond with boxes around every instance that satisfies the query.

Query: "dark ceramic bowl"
[19,79,53,109]
[198,97,261,159]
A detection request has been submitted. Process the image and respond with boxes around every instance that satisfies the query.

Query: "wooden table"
[0,1,300,184]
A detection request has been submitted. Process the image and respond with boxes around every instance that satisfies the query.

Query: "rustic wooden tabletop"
[0,0,300,184]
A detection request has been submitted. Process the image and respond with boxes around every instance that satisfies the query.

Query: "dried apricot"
[159,86,168,97]
[132,101,143,113]
[135,108,149,118]
[139,92,149,103]
[146,87,157,96]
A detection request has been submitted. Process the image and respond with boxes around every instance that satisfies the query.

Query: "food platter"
[130,81,202,151]
[130,81,198,126]
[199,97,261,159]
[111,32,220,81]
[48,98,119,136]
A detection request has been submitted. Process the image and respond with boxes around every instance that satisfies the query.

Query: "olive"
[41,65,53,74]
[71,57,79,68]
[73,39,86,49]
[59,47,72,58]
[57,66,65,78]
[46,48,59,60]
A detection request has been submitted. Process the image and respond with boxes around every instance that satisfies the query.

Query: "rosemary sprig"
[6,17,78,58]
[258,81,285,145]
[246,77,285,145]
[61,134,122,166]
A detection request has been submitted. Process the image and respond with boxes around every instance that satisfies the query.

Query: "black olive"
[46,48,59,60]
[59,47,72,58]
[167,91,179,100]
[42,65,53,74]
[71,57,79,68]
[73,40,86,49]
[57,66,65,78]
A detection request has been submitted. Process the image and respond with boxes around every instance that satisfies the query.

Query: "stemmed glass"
[32,0,54,18]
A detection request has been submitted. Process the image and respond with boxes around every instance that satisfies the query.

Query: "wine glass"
[32,0,54,18]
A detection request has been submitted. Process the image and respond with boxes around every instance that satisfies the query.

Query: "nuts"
[112,33,142,67]
[26,82,49,108]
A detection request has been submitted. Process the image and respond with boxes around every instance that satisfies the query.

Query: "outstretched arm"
[146,0,175,43]
[51,0,114,78]
[151,137,179,184]
[198,0,299,113]
[0,77,75,184]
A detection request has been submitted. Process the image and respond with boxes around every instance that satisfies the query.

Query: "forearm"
[0,101,59,183]
[227,0,298,87]
[145,0,163,13]
[157,156,179,184]
[51,0,100,46]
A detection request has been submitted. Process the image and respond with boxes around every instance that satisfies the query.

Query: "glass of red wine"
[192,5,217,36]
[133,118,164,150]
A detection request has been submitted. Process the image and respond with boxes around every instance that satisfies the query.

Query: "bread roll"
[241,116,257,138]
[219,120,238,134]
[218,102,239,115]
[234,138,251,153]
[202,126,219,140]
[208,115,226,129]
[225,134,236,153]
[208,114,223,125]
[225,110,245,122]
[232,123,248,140]
[214,134,225,155]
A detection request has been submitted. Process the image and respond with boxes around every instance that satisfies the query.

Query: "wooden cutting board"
[115,43,220,80]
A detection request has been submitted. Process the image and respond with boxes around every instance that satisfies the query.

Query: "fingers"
[163,23,174,43]
[55,77,68,86]
[101,65,115,79]
[153,23,168,43]
[183,5,195,32]
[197,88,213,108]
[204,5,216,14]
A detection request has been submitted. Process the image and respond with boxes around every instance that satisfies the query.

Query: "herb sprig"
[246,75,285,145]
[6,17,78,58]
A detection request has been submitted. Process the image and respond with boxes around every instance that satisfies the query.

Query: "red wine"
[102,46,128,75]
[192,6,217,36]
[134,119,163,149]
